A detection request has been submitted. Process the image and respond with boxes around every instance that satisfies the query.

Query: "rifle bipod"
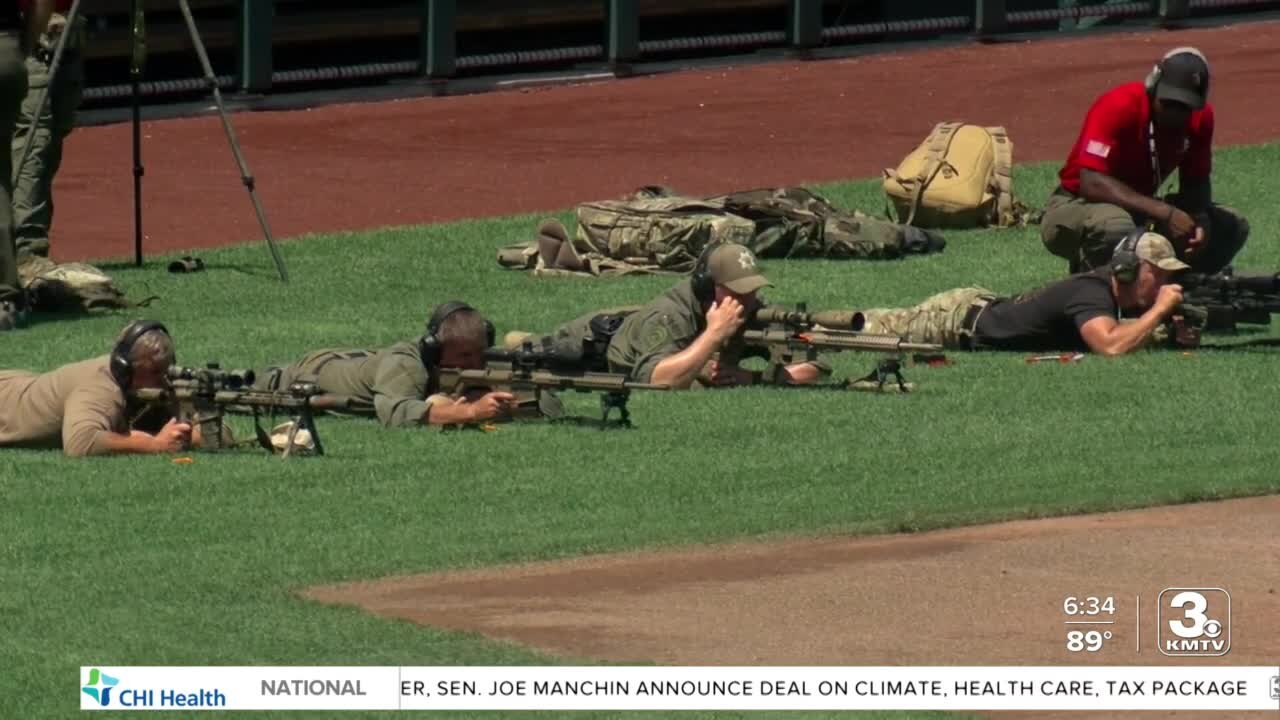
[852,357,912,393]
[599,391,634,429]
[250,406,325,458]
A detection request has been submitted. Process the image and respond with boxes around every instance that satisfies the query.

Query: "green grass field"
[4,144,1280,720]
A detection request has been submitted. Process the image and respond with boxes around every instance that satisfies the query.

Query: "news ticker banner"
[80,666,1280,712]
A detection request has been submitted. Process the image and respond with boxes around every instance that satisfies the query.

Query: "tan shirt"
[0,356,127,457]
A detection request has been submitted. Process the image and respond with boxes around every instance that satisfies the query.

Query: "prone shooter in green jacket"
[515,243,831,389]
[252,302,518,428]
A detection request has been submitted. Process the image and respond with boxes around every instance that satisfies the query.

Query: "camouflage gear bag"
[18,255,151,312]
[497,185,945,277]
[708,186,937,259]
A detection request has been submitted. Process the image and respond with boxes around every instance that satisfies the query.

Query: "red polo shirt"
[1058,81,1213,196]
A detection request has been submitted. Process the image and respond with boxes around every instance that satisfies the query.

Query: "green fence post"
[974,0,1007,38]
[1158,0,1190,26]
[606,0,639,72]
[421,0,456,78]
[236,0,272,93]
[788,0,822,51]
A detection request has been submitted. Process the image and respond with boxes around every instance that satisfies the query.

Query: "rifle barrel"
[1182,271,1280,295]
[440,367,669,392]
[132,386,329,407]
[800,331,942,353]
[742,328,941,353]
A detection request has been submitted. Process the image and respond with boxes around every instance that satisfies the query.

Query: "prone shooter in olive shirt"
[251,302,517,428]
[514,243,830,389]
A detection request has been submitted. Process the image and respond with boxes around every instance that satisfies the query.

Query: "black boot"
[902,226,946,254]
[0,299,20,331]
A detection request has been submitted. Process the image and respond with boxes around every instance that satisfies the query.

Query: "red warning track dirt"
[50,18,1280,262]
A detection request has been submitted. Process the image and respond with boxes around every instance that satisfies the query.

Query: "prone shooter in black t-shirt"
[858,231,1191,356]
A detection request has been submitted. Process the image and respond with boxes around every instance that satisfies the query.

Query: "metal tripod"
[14,0,289,282]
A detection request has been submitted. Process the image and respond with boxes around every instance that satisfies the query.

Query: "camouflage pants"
[11,16,85,259]
[1040,190,1249,274]
[860,287,996,349]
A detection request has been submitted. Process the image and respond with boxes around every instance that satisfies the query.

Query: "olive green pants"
[1040,191,1249,274]
[0,31,30,304]
[11,18,85,259]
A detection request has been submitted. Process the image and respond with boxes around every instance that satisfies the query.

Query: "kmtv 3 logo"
[1157,588,1231,656]
[82,668,120,706]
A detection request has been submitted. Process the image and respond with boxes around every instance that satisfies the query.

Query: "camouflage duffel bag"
[710,186,944,260]
[497,185,945,277]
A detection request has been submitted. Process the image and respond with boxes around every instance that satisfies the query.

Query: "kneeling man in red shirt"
[1041,47,1248,275]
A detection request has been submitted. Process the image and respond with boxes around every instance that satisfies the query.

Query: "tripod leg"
[13,0,82,187]
[175,0,289,283]
[131,0,144,266]
[131,79,143,265]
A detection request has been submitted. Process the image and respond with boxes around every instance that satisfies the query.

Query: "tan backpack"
[883,122,1020,228]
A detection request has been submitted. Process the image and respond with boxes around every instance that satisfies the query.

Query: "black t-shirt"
[973,271,1117,351]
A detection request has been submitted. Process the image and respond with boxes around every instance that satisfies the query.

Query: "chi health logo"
[82,668,120,706]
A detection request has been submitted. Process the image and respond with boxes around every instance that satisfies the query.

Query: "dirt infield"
[306,495,1280,720]
[51,18,1280,262]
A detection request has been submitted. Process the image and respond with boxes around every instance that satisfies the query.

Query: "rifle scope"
[751,307,866,331]
[168,363,255,390]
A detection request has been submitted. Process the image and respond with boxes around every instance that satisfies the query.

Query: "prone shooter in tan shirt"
[0,320,192,456]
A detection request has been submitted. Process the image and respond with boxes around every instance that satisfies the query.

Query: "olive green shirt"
[605,280,833,383]
[605,280,708,382]
[263,342,449,428]
[0,356,127,457]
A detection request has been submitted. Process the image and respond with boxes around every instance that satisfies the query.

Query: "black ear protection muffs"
[110,320,170,388]
[1110,229,1144,284]
[418,301,496,367]
[690,242,720,304]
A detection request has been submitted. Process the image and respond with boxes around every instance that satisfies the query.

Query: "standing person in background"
[0,0,52,330]
[12,0,84,260]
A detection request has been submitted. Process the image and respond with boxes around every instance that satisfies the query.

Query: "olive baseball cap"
[1154,48,1209,109]
[706,243,771,294]
[1135,232,1191,271]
